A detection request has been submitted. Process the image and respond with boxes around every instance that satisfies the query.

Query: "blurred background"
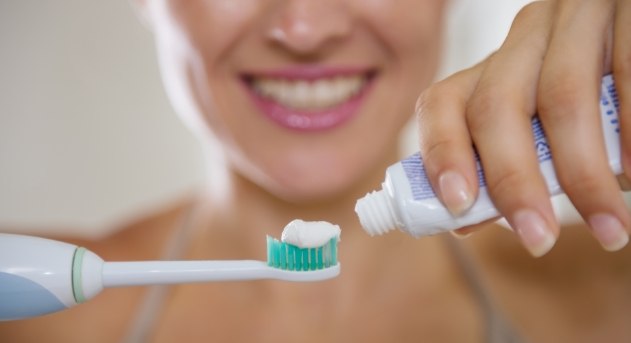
[0,0,535,238]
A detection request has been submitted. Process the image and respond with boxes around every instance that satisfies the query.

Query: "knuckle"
[420,137,454,172]
[415,88,435,120]
[537,74,585,123]
[557,168,605,197]
[415,82,454,122]
[487,168,533,201]
[417,65,484,123]
[414,84,454,132]
[514,1,549,24]
[465,84,513,134]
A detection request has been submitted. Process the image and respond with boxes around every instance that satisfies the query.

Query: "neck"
[188,144,402,260]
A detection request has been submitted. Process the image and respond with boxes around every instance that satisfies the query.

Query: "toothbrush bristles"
[266,236,338,271]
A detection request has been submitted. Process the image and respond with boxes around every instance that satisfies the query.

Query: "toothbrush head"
[266,236,338,271]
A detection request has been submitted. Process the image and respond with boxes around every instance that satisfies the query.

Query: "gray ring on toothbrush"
[71,247,87,303]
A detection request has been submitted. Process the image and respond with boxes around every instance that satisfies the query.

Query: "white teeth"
[252,75,366,110]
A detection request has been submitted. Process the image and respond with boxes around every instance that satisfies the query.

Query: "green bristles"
[266,236,338,271]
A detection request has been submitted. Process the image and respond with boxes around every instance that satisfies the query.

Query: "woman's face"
[144,0,447,202]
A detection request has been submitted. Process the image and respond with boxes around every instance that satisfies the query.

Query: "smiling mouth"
[241,69,377,131]
[246,72,374,111]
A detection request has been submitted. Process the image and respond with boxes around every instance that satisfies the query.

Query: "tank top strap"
[444,235,527,343]
[121,201,199,343]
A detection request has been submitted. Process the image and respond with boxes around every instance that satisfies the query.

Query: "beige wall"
[0,1,205,237]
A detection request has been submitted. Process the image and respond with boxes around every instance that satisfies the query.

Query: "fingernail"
[588,214,629,251]
[438,170,473,216]
[512,209,556,257]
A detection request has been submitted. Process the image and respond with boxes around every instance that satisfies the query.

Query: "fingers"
[537,0,630,251]
[416,65,483,216]
[466,2,560,257]
[420,1,631,255]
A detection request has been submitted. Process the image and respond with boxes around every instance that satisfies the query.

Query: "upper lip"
[241,65,377,81]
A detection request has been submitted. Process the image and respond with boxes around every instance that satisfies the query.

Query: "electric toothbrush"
[0,232,340,321]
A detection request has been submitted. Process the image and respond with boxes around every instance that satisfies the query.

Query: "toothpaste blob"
[281,219,341,248]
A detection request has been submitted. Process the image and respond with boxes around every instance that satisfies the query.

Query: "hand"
[416,0,631,257]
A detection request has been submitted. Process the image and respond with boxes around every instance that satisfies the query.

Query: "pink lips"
[241,66,376,132]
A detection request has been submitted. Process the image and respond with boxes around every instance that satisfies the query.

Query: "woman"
[1,0,630,342]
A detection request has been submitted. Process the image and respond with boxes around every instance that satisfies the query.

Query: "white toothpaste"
[281,219,341,248]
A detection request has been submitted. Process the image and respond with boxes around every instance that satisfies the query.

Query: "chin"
[272,184,354,205]
[264,166,367,204]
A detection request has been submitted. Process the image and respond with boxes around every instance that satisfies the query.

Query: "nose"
[267,0,353,55]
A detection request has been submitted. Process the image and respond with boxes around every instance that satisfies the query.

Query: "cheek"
[358,0,446,67]
[153,0,266,135]
[164,0,260,61]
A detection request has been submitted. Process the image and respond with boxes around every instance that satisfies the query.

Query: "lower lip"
[243,78,374,132]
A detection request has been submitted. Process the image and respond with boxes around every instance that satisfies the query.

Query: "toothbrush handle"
[0,233,78,320]
[102,260,270,286]
[102,260,340,286]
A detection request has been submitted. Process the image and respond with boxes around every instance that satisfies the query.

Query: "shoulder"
[82,195,197,261]
[2,195,196,261]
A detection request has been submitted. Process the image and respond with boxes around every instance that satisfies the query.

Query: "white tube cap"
[355,189,398,236]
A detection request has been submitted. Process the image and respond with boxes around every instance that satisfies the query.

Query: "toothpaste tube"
[355,74,621,237]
